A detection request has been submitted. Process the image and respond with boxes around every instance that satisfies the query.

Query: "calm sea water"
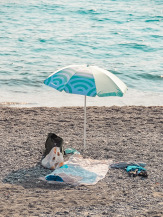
[0,0,163,107]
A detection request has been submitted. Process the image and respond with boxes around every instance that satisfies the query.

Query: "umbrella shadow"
[2,162,69,190]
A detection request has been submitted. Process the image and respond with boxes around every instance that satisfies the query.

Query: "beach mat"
[43,154,113,185]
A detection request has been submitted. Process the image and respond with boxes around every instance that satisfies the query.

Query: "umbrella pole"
[84,95,86,149]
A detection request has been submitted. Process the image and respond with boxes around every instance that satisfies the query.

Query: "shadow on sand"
[2,162,70,190]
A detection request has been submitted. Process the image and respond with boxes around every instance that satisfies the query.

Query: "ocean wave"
[118,43,157,52]
[137,73,163,81]
[145,16,162,22]
[0,78,42,87]
[77,8,99,15]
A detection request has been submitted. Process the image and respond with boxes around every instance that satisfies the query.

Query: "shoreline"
[0,88,163,108]
[0,106,163,216]
[0,103,163,109]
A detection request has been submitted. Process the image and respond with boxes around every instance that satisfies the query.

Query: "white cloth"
[44,154,113,185]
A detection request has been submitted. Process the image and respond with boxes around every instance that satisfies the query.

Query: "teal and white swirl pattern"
[64,73,96,97]
[44,65,127,97]
[44,68,75,91]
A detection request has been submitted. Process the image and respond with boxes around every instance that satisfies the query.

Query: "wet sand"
[0,106,163,217]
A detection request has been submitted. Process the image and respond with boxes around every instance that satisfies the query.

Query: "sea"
[0,0,163,107]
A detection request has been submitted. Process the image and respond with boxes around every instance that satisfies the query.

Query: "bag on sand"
[42,147,64,170]
[44,133,64,156]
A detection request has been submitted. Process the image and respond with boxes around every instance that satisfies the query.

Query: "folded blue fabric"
[45,175,64,182]
[110,162,146,169]
[126,165,146,174]
[64,148,80,155]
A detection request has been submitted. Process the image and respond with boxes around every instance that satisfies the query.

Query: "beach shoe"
[128,169,138,177]
[138,170,148,178]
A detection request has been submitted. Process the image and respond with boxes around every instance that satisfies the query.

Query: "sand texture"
[0,106,163,217]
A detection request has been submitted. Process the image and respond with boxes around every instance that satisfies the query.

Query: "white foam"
[0,88,163,107]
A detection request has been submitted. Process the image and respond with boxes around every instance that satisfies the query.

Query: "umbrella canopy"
[44,65,127,148]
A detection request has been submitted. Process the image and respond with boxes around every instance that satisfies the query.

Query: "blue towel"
[126,165,146,174]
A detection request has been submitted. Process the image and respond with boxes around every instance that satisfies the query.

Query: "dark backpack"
[44,133,64,156]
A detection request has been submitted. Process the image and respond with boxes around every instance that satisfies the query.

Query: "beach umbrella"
[44,65,127,148]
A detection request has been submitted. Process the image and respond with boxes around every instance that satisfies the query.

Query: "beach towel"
[43,154,113,185]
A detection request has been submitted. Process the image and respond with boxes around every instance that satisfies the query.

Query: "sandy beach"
[0,106,163,217]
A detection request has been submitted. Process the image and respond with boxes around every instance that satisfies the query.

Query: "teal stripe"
[64,83,73,93]
[74,84,89,90]
[87,88,96,97]
[52,74,68,84]
[71,79,94,87]
[44,77,51,85]
[53,77,63,85]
